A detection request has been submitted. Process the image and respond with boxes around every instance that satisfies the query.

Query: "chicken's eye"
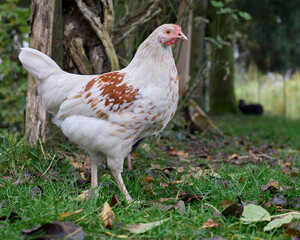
[165,30,171,34]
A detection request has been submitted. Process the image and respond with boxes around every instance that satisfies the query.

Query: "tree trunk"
[208,0,237,114]
[25,1,57,144]
[190,0,208,108]
[176,0,193,96]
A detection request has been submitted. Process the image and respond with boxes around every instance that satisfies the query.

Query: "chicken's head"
[158,24,187,46]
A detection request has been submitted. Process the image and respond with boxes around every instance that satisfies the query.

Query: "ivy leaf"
[240,204,271,224]
[211,1,224,8]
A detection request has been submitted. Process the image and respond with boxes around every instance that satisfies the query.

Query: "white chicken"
[19,24,187,203]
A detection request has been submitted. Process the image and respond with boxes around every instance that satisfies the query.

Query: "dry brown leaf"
[220,199,234,210]
[0,184,4,188]
[110,194,121,208]
[159,182,169,188]
[142,176,154,183]
[261,180,280,192]
[174,200,186,215]
[21,221,85,239]
[199,219,220,229]
[99,202,115,229]
[150,164,164,170]
[229,153,239,160]
[167,148,189,157]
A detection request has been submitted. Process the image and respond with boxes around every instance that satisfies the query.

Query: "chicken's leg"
[112,172,133,203]
[127,154,132,171]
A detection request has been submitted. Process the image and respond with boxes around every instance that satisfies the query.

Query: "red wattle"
[165,39,176,45]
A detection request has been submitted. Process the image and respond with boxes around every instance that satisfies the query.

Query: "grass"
[0,115,299,239]
[235,70,300,119]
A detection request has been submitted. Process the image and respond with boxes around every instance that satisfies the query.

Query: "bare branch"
[76,0,120,70]
[70,37,93,74]
[113,0,161,46]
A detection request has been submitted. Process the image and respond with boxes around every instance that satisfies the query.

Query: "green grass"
[235,71,300,119]
[0,115,299,239]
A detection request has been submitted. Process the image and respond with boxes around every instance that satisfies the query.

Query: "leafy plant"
[0,0,30,132]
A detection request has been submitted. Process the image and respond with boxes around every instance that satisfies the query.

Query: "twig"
[42,154,56,176]
[76,0,119,70]
[70,37,93,74]
[204,203,221,213]
[113,0,161,46]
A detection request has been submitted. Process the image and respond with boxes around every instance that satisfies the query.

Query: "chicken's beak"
[177,32,188,40]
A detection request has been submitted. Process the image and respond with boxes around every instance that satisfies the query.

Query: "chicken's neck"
[124,34,176,86]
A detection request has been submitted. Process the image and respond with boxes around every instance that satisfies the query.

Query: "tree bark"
[176,0,193,96]
[208,0,237,114]
[25,0,56,144]
[190,0,208,107]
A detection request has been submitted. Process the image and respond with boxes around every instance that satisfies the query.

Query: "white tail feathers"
[19,48,63,83]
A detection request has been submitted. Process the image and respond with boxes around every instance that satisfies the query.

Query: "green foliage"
[0,0,30,132]
[235,0,300,73]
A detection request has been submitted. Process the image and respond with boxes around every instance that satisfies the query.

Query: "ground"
[0,115,299,239]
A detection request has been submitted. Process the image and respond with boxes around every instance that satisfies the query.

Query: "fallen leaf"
[229,153,239,160]
[222,201,244,218]
[213,210,222,217]
[75,190,91,202]
[58,209,83,221]
[167,148,189,157]
[178,191,204,203]
[284,220,300,238]
[152,204,173,211]
[0,184,4,188]
[220,199,234,210]
[291,197,300,209]
[262,201,274,209]
[30,185,44,199]
[201,237,225,240]
[264,212,300,231]
[150,164,163,170]
[203,169,221,179]
[199,219,220,229]
[261,180,280,192]
[127,218,169,234]
[174,200,185,215]
[159,182,169,188]
[240,204,271,224]
[21,221,85,239]
[142,176,154,183]
[110,194,121,208]
[99,202,115,229]
[270,195,287,208]
[12,178,21,186]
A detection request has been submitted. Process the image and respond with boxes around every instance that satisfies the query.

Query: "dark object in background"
[238,100,264,115]
[127,138,145,171]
